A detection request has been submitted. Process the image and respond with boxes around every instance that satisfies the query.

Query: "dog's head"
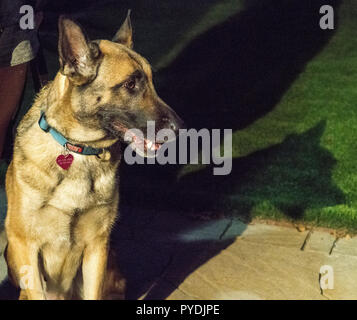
[52,11,183,157]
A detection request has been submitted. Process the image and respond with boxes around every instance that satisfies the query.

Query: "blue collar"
[38,111,103,156]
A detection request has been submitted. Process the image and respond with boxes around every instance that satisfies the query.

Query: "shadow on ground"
[176,121,345,220]
[111,206,239,300]
[158,0,340,131]
[116,0,345,299]
[0,121,344,299]
[0,280,17,300]
[114,121,346,300]
[121,0,344,218]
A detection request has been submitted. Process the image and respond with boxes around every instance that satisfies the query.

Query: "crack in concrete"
[320,289,330,300]
[219,218,233,240]
[165,278,201,300]
[300,229,313,251]
[329,237,339,255]
[139,245,177,300]
[318,272,331,300]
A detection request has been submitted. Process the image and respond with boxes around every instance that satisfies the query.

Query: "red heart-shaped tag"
[56,154,74,170]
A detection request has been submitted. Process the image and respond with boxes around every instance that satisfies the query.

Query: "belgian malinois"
[4,11,183,300]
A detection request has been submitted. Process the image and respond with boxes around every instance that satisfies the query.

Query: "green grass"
[11,0,357,231]
[225,0,357,229]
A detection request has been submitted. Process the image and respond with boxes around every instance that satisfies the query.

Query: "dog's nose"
[163,117,185,135]
[169,120,177,132]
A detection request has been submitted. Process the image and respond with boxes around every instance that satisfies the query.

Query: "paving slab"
[162,223,357,300]
[0,205,356,300]
[305,230,336,254]
[333,237,357,257]
[222,221,308,249]
[320,253,357,300]
[166,240,327,300]
[116,208,234,243]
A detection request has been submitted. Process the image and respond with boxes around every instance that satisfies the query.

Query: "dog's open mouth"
[112,122,163,155]
[127,130,163,153]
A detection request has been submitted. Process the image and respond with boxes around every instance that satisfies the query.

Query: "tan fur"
[5,14,182,300]
[4,41,146,301]
[5,76,123,299]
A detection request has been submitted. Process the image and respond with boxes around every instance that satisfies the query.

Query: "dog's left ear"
[58,16,101,85]
[112,10,133,49]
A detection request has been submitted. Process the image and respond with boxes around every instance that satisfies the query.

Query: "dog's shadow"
[114,120,345,300]
[157,0,341,132]
[116,0,344,299]
[121,0,343,210]
[112,206,240,300]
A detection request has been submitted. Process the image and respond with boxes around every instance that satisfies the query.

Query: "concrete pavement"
[0,190,356,299]
[111,207,357,300]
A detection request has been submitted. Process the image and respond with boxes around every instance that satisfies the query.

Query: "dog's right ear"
[112,10,133,49]
[58,16,101,85]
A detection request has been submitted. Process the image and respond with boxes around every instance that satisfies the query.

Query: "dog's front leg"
[82,239,109,300]
[6,237,45,300]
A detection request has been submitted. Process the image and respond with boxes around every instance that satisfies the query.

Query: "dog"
[4,11,183,300]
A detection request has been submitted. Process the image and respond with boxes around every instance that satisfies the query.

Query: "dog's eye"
[124,79,136,90]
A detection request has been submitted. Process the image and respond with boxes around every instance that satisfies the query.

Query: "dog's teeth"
[147,141,153,148]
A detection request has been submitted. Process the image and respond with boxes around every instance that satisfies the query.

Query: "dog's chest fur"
[8,105,121,292]
[11,103,121,244]
[46,154,118,212]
